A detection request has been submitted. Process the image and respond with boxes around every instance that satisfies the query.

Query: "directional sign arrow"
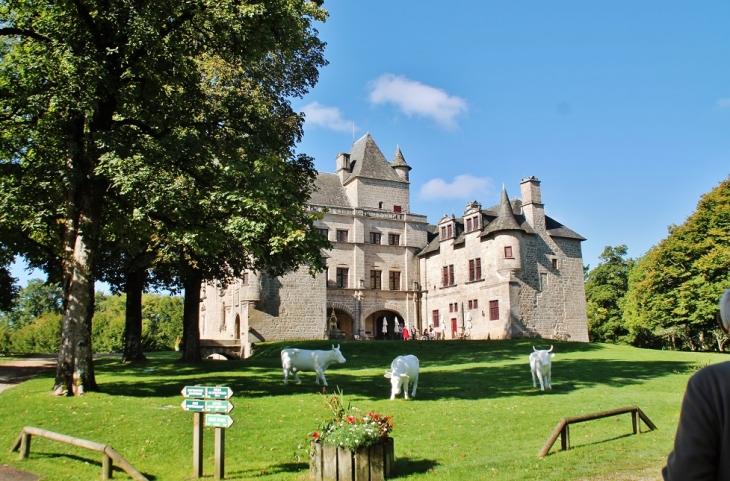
[204,400,234,414]
[181,399,206,412]
[205,386,233,400]
[205,414,234,428]
[181,386,206,399]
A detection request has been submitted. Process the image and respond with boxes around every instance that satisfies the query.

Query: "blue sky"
[295,1,730,270]
[11,1,730,287]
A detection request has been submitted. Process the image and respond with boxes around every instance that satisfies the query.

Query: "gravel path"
[0,355,56,394]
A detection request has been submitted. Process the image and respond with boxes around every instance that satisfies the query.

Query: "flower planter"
[310,437,394,481]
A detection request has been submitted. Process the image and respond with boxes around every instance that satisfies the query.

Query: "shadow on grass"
[23,452,156,480]
[542,432,640,457]
[226,461,307,478]
[392,457,439,478]
[94,340,695,401]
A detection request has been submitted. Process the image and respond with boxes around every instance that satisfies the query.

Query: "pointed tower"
[481,186,523,278]
[391,146,411,181]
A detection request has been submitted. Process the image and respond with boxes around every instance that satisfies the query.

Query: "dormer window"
[447,224,453,237]
[466,218,472,232]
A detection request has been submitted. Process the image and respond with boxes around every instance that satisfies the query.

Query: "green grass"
[0,339,725,480]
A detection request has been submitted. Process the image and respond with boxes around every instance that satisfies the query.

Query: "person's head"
[718,289,730,334]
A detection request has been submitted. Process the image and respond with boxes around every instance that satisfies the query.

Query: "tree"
[623,176,730,350]
[0,279,62,329]
[585,245,634,343]
[0,0,328,394]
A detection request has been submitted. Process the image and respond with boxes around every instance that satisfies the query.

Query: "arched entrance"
[368,310,405,340]
[327,308,354,339]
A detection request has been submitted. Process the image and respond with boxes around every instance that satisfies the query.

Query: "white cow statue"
[280,345,346,386]
[384,355,419,400]
[530,345,554,391]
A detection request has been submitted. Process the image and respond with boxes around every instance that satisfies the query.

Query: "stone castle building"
[199,133,588,358]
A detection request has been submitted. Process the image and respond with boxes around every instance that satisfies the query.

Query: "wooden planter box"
[310,438,394,481]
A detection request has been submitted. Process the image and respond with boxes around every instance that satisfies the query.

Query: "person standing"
[402,324,410,341]
[395,322,402,340]
[662,288,730,480]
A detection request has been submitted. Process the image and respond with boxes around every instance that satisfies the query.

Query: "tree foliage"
[585,245,634,343]
[623,176,730,351]
[0,0,328,393]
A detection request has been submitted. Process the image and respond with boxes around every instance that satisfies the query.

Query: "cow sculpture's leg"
[531,367,537,388]
[545,367,552,389]
[537,369,545,391]
[315,369,328,386]
[411,374,418,398]
[283,368,288,385]
[403,377,410,399]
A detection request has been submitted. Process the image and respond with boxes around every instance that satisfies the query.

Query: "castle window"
[473,299,478,309]
[242,272,249,286]
[539,273,548,292]
[336,268,349,288]
[466,218,472,232]
[393,205,402,213]
[504,246,513,258]
[468,258,482,281]
[369,232,381,244]
[441,226,446,239]
[473,216,480,230]
[432,310,440,328]
[468,300,473,310]
[489,300,499,320]
[388,233,400,246]
[552,258,559,269]
[336,230,348,242]
[447,224,453,238]
[442,265,454,286]
[389,271,401,291]
[378,201,383,209]
[318,228,328,238]
[370,270,382,290]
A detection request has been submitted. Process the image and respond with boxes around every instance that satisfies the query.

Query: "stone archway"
[326,307,355,340]
[368,309,405,340]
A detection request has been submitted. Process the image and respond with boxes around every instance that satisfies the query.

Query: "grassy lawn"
[0,339,726,480]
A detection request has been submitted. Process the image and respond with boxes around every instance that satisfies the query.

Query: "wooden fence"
[9,426,148,481]
[538,406,657,458]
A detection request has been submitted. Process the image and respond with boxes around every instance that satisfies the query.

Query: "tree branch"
[0,27,51,44]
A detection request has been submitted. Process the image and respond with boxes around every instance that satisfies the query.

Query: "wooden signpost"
[181,386,234,480]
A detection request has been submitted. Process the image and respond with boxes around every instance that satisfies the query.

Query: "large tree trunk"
[122,268,147,362]
[181,268,203,362]
[54,179,103,396]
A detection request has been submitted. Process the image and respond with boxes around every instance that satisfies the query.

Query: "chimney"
[520,176,545,231]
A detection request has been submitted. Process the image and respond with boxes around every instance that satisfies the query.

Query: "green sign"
[205,386,233,400]
[181,386,234,400]
[181,399,206,412]
[181,386,206,398]
[205,400,234,413]
[205,414,234,428]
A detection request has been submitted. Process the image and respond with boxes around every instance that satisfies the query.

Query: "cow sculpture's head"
[331,344,346,364]
[383,370,407,396]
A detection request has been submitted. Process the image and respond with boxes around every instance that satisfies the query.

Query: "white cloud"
[718,98,730,108]
[368,74,467,129]
[302,102,354,133]
[419,175,493,201]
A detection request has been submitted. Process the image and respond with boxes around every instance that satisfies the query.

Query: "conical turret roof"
[345,133,407,184]
[391,146,411,170]
[480,186,522,236]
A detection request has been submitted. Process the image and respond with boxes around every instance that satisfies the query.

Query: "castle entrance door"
[370,310,404,340]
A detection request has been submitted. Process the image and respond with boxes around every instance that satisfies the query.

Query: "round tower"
[391,146,411,181]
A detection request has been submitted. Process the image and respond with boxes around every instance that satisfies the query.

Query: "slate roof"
[391,146,411,170]
[545,216,586,240]
[310,172,351,208]
[417,187,586,257]
[480,187,522,237]
[344,133,408,185]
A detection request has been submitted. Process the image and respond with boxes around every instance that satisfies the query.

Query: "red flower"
[346,416,356,423]
[312,432,319,439]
